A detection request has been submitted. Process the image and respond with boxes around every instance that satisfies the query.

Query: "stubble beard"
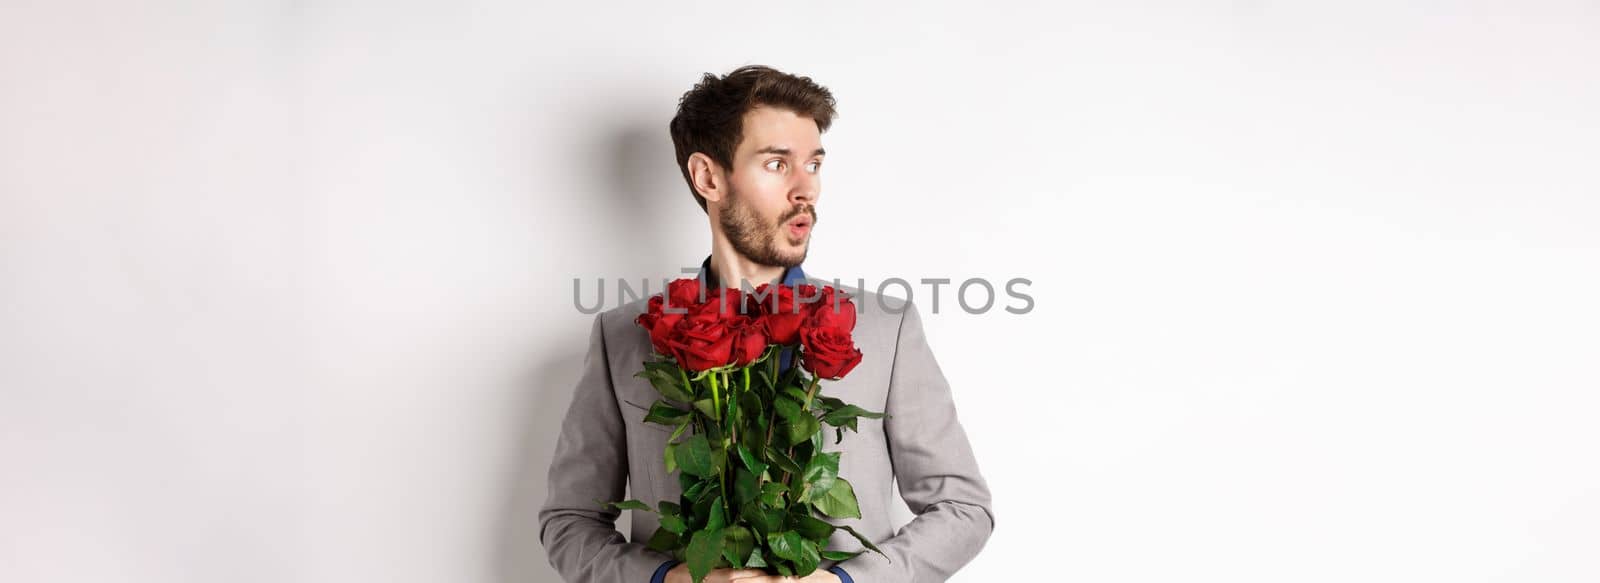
[719,184,813,271]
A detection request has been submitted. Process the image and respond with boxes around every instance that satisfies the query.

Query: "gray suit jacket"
[538,278,995,582]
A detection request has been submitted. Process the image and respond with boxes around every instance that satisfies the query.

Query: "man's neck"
[707,248,786,291]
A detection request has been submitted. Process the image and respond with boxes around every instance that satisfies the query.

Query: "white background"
[3,1,1598,582]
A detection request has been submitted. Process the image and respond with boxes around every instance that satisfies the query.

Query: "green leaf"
[767,530,806,562]
[783,386,812,405]
[646,526,679,552]
[811,478,861,519]
[759,482,788,507]
[736,443,767,476]
[664,442,677,474]
[706,496,726,532]
[686,527,725,583]
[693,398,718,419]
[693,480,719,504]
[792,415,820,448]
[598,499,652,512]
[799,452,840,502]
[636,365,693,403]
[752,402,769,436]
[821,404,886,426]
[791,437,814,471]
[766,445,803,476]
[789,513,836,542]
[746,546,768,568]
[643,359,682,373]
[740,389,764,419]
[815,395,845,412]
[747,506,784,539]
[675,434,713,477]
[690,484,720,527]
[774,397,820,448]
[769,531,820,575]
[721,526,755,569]
[820,550,863,561]
[731,468,759,509]
[644,400,691,425]
[835,523,887,560]
[657,501,686,534]
[660,512,687,534]
[773,396,800,420]
[794,537,821,575]
[682,477,706,502]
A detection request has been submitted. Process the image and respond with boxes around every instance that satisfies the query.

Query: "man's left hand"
[728,569,841,583]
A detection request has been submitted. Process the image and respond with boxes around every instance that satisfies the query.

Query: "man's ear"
[687,152,726,205]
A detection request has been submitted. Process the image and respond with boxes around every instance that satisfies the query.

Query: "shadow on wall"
[495,348,590,583]
[493,109,690,582]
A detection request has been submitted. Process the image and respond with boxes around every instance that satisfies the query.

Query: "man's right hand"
[664,563,769,583]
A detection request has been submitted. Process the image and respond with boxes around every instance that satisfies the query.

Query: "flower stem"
[678,368,692,403]
[707,371,731,520]
[725,371,736,445]
[709,371,721,420]
[803,375,821,410]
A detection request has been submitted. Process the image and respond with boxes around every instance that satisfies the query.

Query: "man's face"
[716,106,824,269]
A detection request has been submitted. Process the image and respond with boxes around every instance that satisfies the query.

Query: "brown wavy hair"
[669,65,838,213]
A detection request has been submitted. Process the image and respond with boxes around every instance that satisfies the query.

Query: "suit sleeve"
[538,313,677,582]
[832,299,997,582]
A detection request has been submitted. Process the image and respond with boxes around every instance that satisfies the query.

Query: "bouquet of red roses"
[599,278,889,582]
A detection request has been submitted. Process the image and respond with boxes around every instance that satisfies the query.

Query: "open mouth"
[787,215,812,236]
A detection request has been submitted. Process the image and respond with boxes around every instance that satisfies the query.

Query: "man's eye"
[807,161,821,173]
[765,160,784,171]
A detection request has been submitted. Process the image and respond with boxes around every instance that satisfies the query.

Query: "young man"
[539,65,994,582]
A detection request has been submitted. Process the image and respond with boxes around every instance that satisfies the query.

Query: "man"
[539,65,994,582]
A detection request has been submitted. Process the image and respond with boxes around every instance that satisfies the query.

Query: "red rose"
[792,284,820,310]
[667,315,736,372]
[666,278,703,309]
[634,296,677,356]
[647,284,770,372]
[639,279,846,372]
[753,283,807,345]
[805,286,857,334]
[694,286,757,320]
[635,296,662,330]
[636,278,710,357]
[800,326,863,380]
[701,288,768,368]
[728,316,769,367]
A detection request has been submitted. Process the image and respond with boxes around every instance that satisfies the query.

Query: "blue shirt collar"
[696,255,807,290]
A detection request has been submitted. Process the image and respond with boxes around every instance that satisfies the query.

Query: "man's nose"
[790,173,818,205]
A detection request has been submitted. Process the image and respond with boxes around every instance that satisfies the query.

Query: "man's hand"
[728,569,841,582]
[665,562,841,583]
[663,563,765,583]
